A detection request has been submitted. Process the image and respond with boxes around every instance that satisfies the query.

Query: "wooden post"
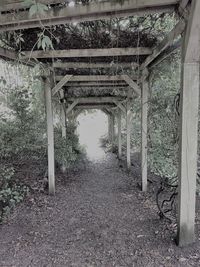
[126,99,131,170]
[118,109,122,159]
[44,77,55,195]
[111,114,115,151]
[61,106,66,138]
[177,0,200,246]
[177,62,199,246]
[141,78,148,191]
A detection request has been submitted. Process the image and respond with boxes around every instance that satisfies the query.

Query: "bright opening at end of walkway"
[77,110,107,161]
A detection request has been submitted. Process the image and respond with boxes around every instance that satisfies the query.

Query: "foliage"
[0,166,29,222]
[54,125,83,169]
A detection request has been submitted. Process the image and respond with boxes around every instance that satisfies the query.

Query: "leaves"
[29,2,49,17]
[37,34,54,50]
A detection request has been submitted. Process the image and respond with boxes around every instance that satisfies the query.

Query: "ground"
[0,149,200,267]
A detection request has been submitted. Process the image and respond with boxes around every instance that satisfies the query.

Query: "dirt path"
[0,150,200,267]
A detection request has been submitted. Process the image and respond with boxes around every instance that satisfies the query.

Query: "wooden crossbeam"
[75,104,116,110]
[56,75,136,82]
[140,19,185,70]
[113,100,126,113]
[22,48,152,59]
[52,74,72,96]
[184,0,200,62]
[0,0,62,12]
[66,99,79,115]
[63,82,127,87]
[52,62,138,69]
[0,0,177,31]
[123,75,141,95]
[67,97,124,104]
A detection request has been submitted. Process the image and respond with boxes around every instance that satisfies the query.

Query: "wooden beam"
[64,82,127,87]
[0,0,177,31]
[52,74,72,96]
[118,110,122,159]
[126,99,131,170]
[22,48,152,59]
[123,75,141,95]
[149,39,181,68]
[114,101,126,114]
[56,75,136,82]
[177,0,200,247]
[44,77,55,195]
[68,97,124,104]
[66,99,79,115]
[0,0,63,12]
[141,77,149,192]
[183,0,200,63]
[52,62,138,69]
[140,19,185,70]
[75,104,115,110]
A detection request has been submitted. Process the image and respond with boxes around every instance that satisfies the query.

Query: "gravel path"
[0,150,200,267]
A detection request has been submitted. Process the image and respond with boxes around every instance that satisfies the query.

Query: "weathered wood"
[123,75,141,96]
[22,48,152,59]
[110,114,115,151]
[177,62,199,247]
[62,82,127,87]
[66,99,79,115]
[52,62,138,70]
[44,77,55,195]
[140,19,185,70]
[114,101,126,114]
[177,0,200,247]
[56,75,135,82]
[183,0,200,63]
[118,110,122,159]
[52,74,72,96]
[141,77,148,192]
[126,99,131,170]
[68,97,124,104]
[0,0,62,11]
[0,0,176,31]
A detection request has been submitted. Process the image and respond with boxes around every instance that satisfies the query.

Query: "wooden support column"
[44,77,55,195]
[141,77,149,192]
[110,114,115,151]
[177,62,199,246]
[126,99,131,170]
[177,0,200,246]
[61,106,66,138]
[118,109,122,159]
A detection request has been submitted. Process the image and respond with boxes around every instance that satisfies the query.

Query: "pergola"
[0,0,200,247]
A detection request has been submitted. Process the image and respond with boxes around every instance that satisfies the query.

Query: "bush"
[0,166,29,222]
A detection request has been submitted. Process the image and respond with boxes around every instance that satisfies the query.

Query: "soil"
[0,150,200,267]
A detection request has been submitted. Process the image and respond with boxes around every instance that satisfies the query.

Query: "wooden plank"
[123,75,141,95]
[52,62,138,69]
[0,0,177,31]
[114,101,126,114]
[118,110,122,159]
[0,0,62,12]
[56,75,135,82]
[126,99,131,170]
[141,78,148,192]
[52,74,72,96]
[177,0,200,247]
[75,104,115,110]
[64,82,127,87]
[66,99,79,115]
[44,77,55,195]
[177,62,199,246]
[68,97,124,104]
[140,19,185,70]
[22,48,152,59]
[183,0,200,63]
